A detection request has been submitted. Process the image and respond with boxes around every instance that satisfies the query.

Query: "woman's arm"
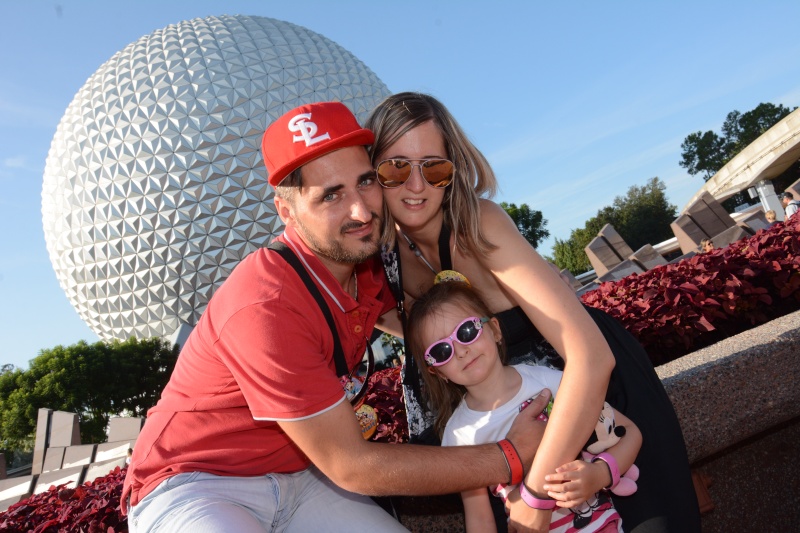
[476,200,615,490]
[462,488,499,533]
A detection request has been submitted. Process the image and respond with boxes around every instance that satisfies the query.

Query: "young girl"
[407,281,642,533]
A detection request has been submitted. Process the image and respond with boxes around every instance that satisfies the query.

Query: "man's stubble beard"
[295,213,383,265]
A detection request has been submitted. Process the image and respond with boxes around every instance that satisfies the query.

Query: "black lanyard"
[268,241,373,406]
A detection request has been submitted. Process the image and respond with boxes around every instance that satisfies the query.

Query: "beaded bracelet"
[496,439,524,485]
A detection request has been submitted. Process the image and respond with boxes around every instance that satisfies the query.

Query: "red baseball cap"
[262,102,375,188]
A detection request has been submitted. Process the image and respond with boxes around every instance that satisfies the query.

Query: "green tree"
[610,178,677,252]
[722,103,797,154]
[551,178,676,275]
[679,130,728,180]
[0,337,179,457]
[552,237,590,274]
[500,202,550,249]
[680,102,796,181]
[551,208,615,275]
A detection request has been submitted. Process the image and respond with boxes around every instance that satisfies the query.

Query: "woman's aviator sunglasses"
[424,316,490,367]
[375,158,455,189]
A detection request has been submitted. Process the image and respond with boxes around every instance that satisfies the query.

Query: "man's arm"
[278,392,549,496]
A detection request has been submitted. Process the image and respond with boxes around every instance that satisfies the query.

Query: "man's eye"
[323,193,337,202]
[359,175,376,187]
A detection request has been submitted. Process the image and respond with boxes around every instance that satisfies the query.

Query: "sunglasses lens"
[421,159,454,188]
[376,160,411,188]
[428,342,453,365]
[456,319,481,343]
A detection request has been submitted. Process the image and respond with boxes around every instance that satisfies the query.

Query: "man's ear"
[274,195,295,227]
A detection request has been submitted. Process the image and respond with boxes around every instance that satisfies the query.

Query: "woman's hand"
[543,459,610,508]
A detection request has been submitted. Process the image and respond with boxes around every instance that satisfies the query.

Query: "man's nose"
[350,194,372,221]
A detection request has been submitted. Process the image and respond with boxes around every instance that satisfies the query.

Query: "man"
[781,191,799,219]
[122,102,547,532]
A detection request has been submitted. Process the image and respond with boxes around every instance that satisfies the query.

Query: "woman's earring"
[441,375,449,383]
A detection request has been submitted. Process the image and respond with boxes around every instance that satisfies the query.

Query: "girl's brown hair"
[365,92,498,256]
[406,282,506,438]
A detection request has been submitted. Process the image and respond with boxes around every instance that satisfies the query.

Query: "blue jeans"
[128,467,409,532]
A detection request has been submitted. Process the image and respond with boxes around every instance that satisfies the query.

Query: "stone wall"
[657,308,800,531]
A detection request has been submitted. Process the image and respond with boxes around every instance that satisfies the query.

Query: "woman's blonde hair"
[365,92,498,256]
[406,282,505,438]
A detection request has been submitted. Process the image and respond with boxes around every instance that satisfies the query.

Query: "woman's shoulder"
[476,198,507,218]
[476,199,522,234]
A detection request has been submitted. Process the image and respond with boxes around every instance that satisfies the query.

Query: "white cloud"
[3,156,26,168]
[0,154,43,177]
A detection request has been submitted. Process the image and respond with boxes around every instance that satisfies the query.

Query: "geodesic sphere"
[42,14,390,342]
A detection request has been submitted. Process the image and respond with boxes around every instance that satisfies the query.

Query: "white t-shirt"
[786,200,799,218]
[442,364,562,448]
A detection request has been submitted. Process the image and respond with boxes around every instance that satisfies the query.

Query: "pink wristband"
[592,452,620,489]
[519,482,556,510]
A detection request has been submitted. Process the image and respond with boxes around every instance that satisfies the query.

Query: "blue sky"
[2,0,799,370]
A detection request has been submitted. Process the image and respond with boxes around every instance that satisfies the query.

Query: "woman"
[365,92,700,533]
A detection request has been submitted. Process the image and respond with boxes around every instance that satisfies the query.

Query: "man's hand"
[506,388,551,466]
[505,488,552,533]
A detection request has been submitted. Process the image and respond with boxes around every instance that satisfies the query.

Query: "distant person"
[700,238,714,253]
[126,448,133,465]
[781,191,799,219]
[765,209,777,225]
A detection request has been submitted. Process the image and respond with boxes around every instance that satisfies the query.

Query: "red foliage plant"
[364,367,408,443]
[581,215,800,366]
[0,466,128,533]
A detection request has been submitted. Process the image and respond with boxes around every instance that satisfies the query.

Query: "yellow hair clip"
[434,270,471,287]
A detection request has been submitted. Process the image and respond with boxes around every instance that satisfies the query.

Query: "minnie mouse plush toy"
[582,402,640,496]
